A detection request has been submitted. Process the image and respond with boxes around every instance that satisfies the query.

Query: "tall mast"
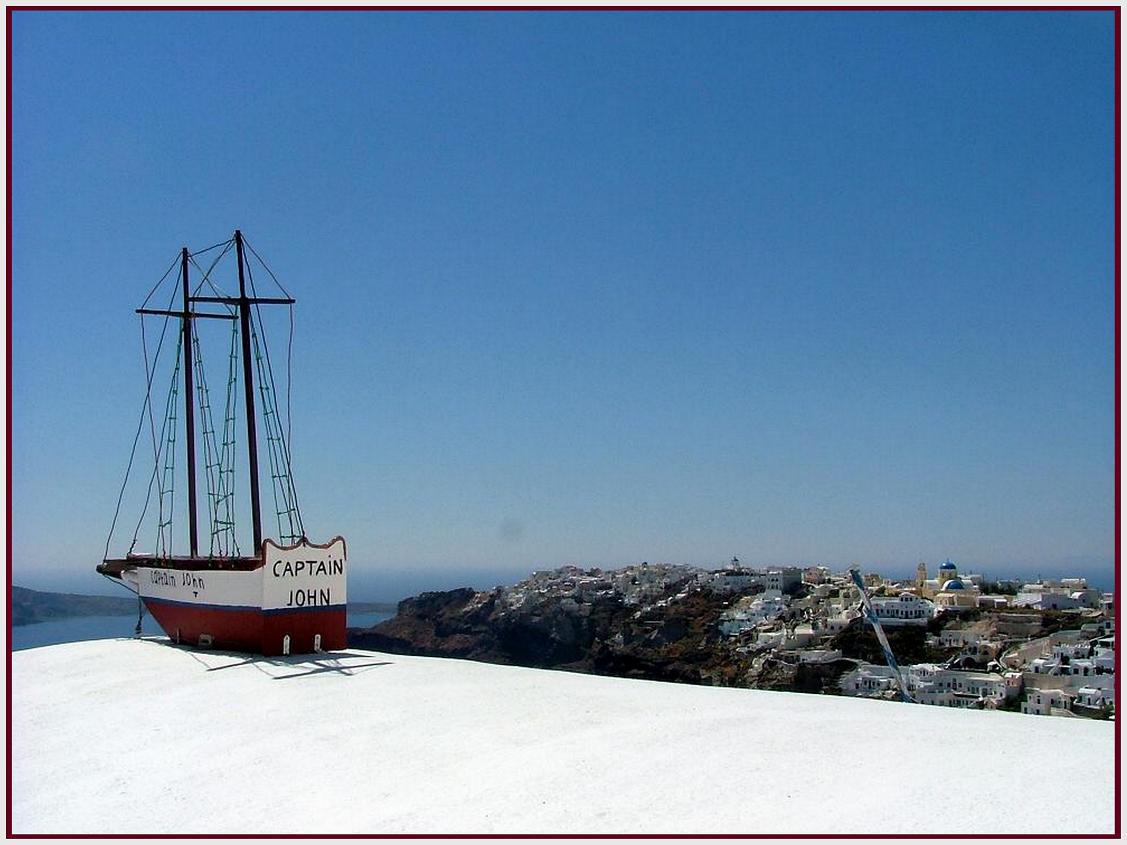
[181,247,199,557]
[234,229,264,553]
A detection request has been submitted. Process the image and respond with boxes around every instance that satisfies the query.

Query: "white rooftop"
[12,638,1115,835]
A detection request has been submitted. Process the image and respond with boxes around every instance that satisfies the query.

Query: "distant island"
[11,586,138,626]
[11,586,396,627]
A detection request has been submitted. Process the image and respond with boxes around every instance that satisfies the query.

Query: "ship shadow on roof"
[135,636,393,679]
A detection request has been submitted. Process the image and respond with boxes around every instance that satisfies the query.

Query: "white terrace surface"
[11,638,1115,835]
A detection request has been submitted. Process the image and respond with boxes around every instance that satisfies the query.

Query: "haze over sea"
[14,555,1115,611]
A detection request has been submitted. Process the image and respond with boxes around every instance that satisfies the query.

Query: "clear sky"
[10,10,1117,600]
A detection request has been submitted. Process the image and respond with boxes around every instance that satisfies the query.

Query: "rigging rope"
[105,257,180,561]
[155,332,183,557]
[192,325,222,556]
[189,239,234,298]
[139,253,182,311]
[288,304,294,460]
[103,324,162,561]
[250,312,303,543]
[192,319,241,557]
[189,237,234,258]
[243,236,297,460]
[245,247,305,540]
[129,315,178,555]
[220,318,242,556]
[107,236,303,561]
[243,236,294,298]
[143,280,181,501]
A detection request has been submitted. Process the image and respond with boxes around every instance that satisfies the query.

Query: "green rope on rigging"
[192,326,225,557]
[218,316,241,556]
[190,317,242,558]
[155,332,183,558]
[249,317,303,545]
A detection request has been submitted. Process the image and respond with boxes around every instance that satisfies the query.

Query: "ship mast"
[136,250,238,558]
[120,232,297,562]
[187,230,295,557]
[234,230,263,553]
[181,247,199,557]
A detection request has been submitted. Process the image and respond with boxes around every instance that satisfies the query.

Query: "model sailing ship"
[98,230,346,656]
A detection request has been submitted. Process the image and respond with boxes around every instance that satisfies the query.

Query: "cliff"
[349,582,872,692]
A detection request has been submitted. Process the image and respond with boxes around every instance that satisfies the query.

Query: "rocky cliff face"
[349,582,853,692]
[351,588,504,661]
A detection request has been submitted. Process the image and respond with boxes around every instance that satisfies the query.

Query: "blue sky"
[10,10,1116,599]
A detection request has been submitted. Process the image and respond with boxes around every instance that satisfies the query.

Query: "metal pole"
[849,568,913,703]
[234,230,263,553]
[181,247,199,557]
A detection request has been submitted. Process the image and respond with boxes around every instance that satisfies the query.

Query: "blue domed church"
[916,559,979,608]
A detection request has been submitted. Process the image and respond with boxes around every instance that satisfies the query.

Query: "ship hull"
[144,599,347,656]
[110,537,347,657]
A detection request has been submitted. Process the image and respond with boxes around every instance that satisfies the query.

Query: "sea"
[9,608,395,652]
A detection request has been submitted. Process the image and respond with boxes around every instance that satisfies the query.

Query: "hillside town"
[373,558,1116,719]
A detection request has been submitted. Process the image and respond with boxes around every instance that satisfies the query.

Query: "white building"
[934,578,979,611]
[718,595,788,636]
[839,663,901,697]
[1022,688,1073,716]
[977,595,1010,609]
[1012,579,1097,611]
[766,568,802,594]
[1014,591,1082,611]
[906,665,1011,708]
[870,592,934,626]
[706,570,763,594]
[934,628,983,649]
[1074,687,1115,710]
[1052,642,1091,661]
[1069,589,1103,609]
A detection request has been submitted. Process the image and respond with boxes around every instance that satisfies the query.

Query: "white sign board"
[262,537,347,611]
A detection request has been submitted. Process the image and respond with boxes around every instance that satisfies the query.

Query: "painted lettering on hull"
[263,538,347,613]
[150,570,176,587]
[146,570,205,592]
[285,588,333,608]
[271,558,345,578]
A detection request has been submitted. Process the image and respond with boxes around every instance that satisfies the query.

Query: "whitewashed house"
[766,568,802,594]
[977,595,1010,609]
[706,571,763,594]
[1053,642,1091,661]
[1074,687,1114,710]
[906,665,1011,708]
[870,592,934,626]
[1069,589,1103,609]
[839,664,900,697]
[717,595,788,636]
[1022,688,1073,716]
[1014,588,1082,611]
